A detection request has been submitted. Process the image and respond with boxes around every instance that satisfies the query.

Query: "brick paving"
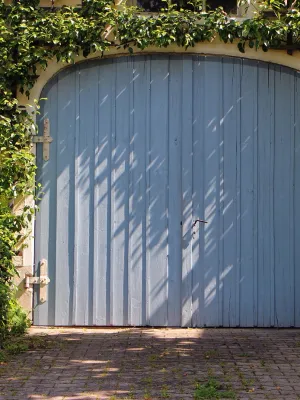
[1,328,300,399]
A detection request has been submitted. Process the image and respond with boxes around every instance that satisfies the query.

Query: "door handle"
[192,219,208,228]
[192,219,208,238]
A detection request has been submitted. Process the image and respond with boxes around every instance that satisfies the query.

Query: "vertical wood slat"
[55,69,76,325]
[235,60,242,328]
[168,57,182,326]
[35,55,300,328]
[222,58,240,327]
[203,57,221,327]
[129,56,148,326]
[253,63,258,327]
[109,60,117,325]
[34,76,58,326]
[181,58,193,327]
[218,58,224,327]
[290,70,295,328]
[72,67,80,325]
[191,56,205,327]
[93,60,112,325]
[112,58,131,325]
[239,60,257,327]
[148,56,169,326]
[269,66,275,327]
[145,58,151,325]
[257,63,273,327]
[75,64,97,325]
[294,72,300,327]
[274,66,294,327]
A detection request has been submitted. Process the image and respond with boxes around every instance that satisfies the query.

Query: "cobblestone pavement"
[1,328,300,400]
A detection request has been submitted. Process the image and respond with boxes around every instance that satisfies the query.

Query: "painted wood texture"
[34,55,300,327]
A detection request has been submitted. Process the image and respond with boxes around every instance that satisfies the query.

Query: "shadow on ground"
[1,328,300,400]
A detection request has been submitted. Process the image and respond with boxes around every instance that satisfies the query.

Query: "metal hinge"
[24,259,50,303]
[31,118,53,161]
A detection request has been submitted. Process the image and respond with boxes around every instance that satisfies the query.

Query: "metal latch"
[31,118,53,161]
[24,259,50,303]
[192,219,208,239]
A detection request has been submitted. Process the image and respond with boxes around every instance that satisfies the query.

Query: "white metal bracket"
[24,259,50,303]
[31,118,53,161]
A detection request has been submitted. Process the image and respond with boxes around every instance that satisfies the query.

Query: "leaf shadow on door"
[35,55,300,328]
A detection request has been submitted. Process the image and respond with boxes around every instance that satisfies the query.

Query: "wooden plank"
[34,76,58,326]
[222,58,241,327]
[167,56,182,326]
[109,60,117,325]
[148,55,169,326]
[55,68,76,325]
[192,56,205,327]
[273,66,294,327]
[239,60,257,327]
[235,64,241,328]
[111,57,131,325]
[218,58,224,327]
[72,67,80,325]
[257,63,274,327]
[181,57,193,327]
[93,60,113,325]
[202,56,221,327]
[252,63,258,328]
[295,70,300,327]
[269,66,275,327]
[145,56,151,325]
[128,56,148,326]
[289,69,295,328]
[73,63,98,325]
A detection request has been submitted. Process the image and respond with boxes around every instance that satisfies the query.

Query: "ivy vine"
[0,0,300,340]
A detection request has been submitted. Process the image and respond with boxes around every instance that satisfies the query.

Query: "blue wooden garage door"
[34,55,300,327]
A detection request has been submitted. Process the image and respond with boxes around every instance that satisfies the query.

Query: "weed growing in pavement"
[204,350,219,359]
[194,378,236,399]
[161,384,170,398]
[0,334,55,359]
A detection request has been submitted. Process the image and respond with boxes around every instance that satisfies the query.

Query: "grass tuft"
[194,378,236,399]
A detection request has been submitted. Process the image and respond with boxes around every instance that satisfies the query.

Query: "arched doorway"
[34,55,300,327]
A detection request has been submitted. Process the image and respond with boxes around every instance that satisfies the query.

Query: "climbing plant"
[0,0,300,341]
